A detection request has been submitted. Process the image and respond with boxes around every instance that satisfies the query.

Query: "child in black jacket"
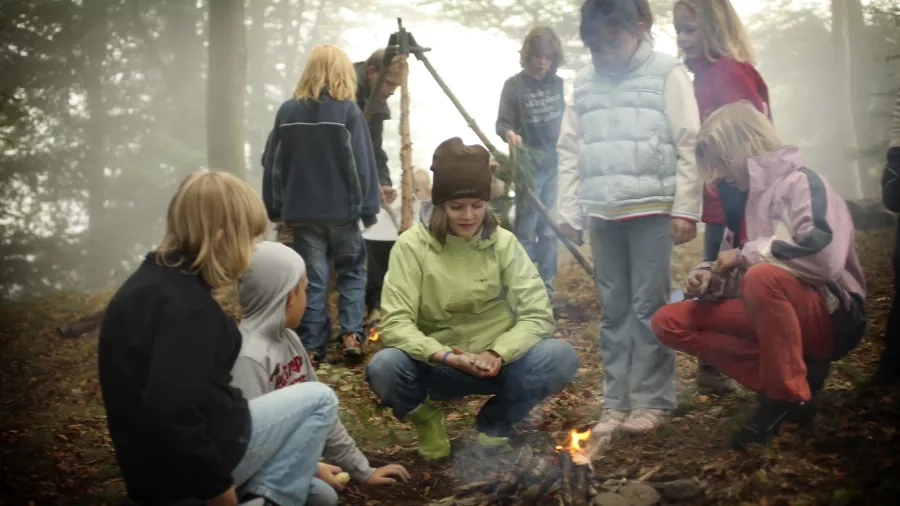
[262,44,380,365]
[99,170,339,506]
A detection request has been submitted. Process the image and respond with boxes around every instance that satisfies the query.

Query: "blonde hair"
[675,0,756,64]
[157,171,269,293]
[294,44,357,101]
[413,169,431,195]
[429,202,499,245]
[695,100,783,183]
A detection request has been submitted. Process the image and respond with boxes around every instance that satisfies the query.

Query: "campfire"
[368,327,380,342]
[428,428,598,506]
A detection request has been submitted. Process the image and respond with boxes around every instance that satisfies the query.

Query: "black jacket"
[98,253,251,505]
[354,61,392,187]
[261,95,380,227]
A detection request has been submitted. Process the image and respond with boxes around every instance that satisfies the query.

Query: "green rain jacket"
[378,219,555,364]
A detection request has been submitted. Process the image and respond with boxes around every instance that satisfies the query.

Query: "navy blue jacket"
[262,95,380,227]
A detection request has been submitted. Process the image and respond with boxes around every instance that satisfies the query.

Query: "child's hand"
[683,270,712,299]
[713,249,740,274]
[671,218,697,246]
[559,223,584,246]
[366,464,411,486]
[317,463,346,492]
[506,130,523,147]
[380,186,398,205]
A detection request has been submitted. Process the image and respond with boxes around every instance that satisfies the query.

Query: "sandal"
[620,408,669,434]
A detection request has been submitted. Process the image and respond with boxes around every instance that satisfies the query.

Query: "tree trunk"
[831,0,866,199]
[246,0,269,186]
[83,1,111,289]
[207,0,247,178]
[165,0,205,178]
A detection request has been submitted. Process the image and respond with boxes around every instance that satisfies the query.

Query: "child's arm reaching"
[664,64,702,223]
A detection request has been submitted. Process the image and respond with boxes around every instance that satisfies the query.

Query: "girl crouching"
[651,101,866,449]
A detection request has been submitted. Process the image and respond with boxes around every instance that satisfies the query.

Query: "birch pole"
[399,54,414,232]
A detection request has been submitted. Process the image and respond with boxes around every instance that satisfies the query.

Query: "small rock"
[594,492,630,506]
[620,481,661,506]
[662,478,703,501]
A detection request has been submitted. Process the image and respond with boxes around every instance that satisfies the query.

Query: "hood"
[747,145,804,192]
[238,241,307,340]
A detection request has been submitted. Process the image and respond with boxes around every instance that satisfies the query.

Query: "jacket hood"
[747,145,804,192]
[238,241,306,341]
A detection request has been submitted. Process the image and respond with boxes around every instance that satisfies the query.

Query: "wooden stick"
[571,464,591,506]
[398,54,413,232]
[637,463,664,482]
[56,309,106,338]
[559,450,575,506]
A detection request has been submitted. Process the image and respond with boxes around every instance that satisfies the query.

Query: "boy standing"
[233,241,410,505]
[496,27,566,306]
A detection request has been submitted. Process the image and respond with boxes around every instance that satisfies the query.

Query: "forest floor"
[1,230,899,506]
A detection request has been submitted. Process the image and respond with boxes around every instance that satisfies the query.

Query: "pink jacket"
[697,146,866,308]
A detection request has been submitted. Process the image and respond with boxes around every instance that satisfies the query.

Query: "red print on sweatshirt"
[268,355,309,389]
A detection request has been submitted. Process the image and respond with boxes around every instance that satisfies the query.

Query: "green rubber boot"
[406,401,451,460]
[476,432,513,454]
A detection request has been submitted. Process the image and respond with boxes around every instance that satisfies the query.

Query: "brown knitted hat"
[430,137,492,205]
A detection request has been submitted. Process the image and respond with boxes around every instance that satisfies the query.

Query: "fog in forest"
[1,0,898,299]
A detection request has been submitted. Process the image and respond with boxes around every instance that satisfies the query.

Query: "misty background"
[1,0,898,299]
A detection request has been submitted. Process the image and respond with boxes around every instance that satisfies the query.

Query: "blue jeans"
[365,339,580,436]
[514,166,558,297]
[292,222,367,357]
[232,382,338,506]
[589,216,676,410]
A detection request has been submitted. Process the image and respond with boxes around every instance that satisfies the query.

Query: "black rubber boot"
[732,397,816,450]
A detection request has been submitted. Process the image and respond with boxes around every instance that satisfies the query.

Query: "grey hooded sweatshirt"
[231,241,375,483]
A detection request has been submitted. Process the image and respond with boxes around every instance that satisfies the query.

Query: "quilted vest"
[573,42,680,220]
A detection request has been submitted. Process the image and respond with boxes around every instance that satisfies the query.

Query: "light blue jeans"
[589,216,676,410]
[365,339,580,436]
[232,382,339,506]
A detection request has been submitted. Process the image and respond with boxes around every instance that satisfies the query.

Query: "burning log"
[431,429,596,506]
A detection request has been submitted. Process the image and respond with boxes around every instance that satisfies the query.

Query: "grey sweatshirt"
[231,241,375,483]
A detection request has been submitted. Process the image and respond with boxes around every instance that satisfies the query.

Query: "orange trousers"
[652,264,834,402]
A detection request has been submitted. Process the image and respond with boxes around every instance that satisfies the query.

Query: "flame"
[556,428,592,453]
[368,327,380,342]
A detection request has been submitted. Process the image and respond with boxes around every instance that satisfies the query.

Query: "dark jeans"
[365,339,580,436]
[291,222,366,357]
[879,224,900,372]
[700,223,727,374]
[365,240,394,312]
